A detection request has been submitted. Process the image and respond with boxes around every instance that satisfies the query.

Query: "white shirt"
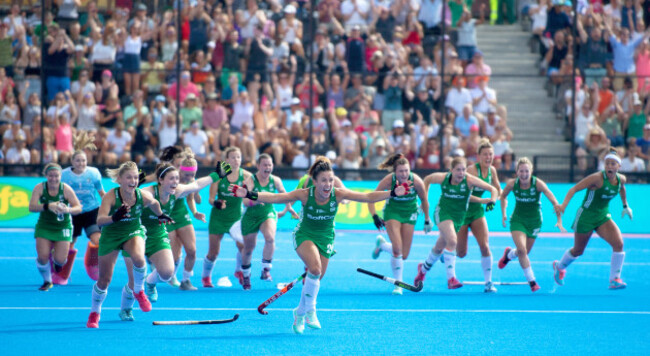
[5,147,30,163]
[231,100,254,130]
[240,10,261,39]
[77,105,98,131]
[457,19,477,47]
[575,110,595,141]
[183,130,209,155]
[125,36,142,55]
[445,87,472,116]
[47,104,71,121]
[106,130,132,155]
[91,42,116,62]
[71,81,96,97]
[620,156,645,172]
[158,125,178,150]
[470,86,496,114]
[341,0,370,29]
[530,4,548,31]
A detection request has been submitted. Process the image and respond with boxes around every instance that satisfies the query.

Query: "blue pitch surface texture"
[1,228,648,355]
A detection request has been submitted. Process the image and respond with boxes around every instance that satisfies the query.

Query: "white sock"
[261,259,272,270]
[558,249,577,270]
[132,265,147,293]
[121,285,135,310]
[242,264,251,277]
[36,259,51,283]
[235,251,242,272]
[391,255,403,282]
[182,269,193,282]
[146,269,161,284]
[508,248,518,261]
[610,252,625,280]
[523,267,535,282]
[91,283,107,314]
[423,250,442,271]
[202,256,215,278]
[481,255,493,283]
[443,250,456,279]
[173,259,181,278]
[297,272,320,315]
[380,240,392,253]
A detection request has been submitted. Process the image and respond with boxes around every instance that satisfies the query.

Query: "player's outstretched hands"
[111,204,130,222]
[372,214,385,231]
[485,200,496,212]
[622,205,633,220]
[229,184,259,200]
[157,213,174,225]
[215,161,232,179]
[213,199,226,210]
[391,182,409,197]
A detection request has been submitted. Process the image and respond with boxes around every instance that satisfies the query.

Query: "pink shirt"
[464,63,492,88]
[167,82,200,102]
[202,105,228,130]
[636,51,650,91]
[55,123,73,152]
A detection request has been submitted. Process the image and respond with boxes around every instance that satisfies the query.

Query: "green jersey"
[464,163,491,225]
[511,176,542,222]
[99,188,145,256]
[213,168,245,222]
[435,173,472,232]
[293,186,338,257]
[244,174,277,218]
[384,172,418,214]
[36,182,72,229]
[142,185,175,237]
[580,171,620,213]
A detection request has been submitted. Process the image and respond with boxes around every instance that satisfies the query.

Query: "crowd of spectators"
[526,0,650,173]
[0,0,517,177]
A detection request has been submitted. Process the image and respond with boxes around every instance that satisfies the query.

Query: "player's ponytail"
[377,153,409,172]
[477,138,492,154]
[159,145,183,163]
[106,161,138,182]
[308,156,333,180]
[72,132,97,160]
[180,147,197,168]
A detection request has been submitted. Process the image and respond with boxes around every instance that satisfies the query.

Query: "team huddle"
[27,135,633,333]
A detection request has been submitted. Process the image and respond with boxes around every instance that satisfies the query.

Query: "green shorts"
[168,212,192,232]
[383,207,417,225]
[123,231,171,258]
[99,228,146,256]
[510,218,541,239]
[434,205,464,233]
[293,230,336,258]
[241,211,277,236]
[572,208,612,234]
[34,224,73,242]
[463,203,485,226]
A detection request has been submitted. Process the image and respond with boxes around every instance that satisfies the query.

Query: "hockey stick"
[357,268,423,292]
[153,314,239,325]
[258,272,307,315]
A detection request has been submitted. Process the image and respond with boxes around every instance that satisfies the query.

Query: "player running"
[239,154,296,289]
[231,156,408,334]
[28,163,83,291]
[58,133,105,284]
[498,157,565,292]
[454,139,502,293]
[414,157,498,290]
[86,161,172,328]
[202,147,252,288]
[369,153,430,295]
[553,148,632,289]
[118,161,232,321]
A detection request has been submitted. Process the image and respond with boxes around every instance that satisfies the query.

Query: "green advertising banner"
[0,177,646,233]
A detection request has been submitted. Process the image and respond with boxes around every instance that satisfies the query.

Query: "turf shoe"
[447,277,463,289]
[86,312,100,328]
[145,282,158,302]
[498,247,512,269]
[242,275,251,290]
[552,260,565,286]
[414,263,427,286]
[392,286,403,295]
[261,268,272,281]
[119,308,135,321]
[133,290,152,312]
[484,281,497,293]
[168,276,181,287]
[234,271,244,286]
[38,281,53,291]
[305,310,321,329]
[609,278,627,290]
[292,308,305,334]
[530,281,541,292]
[180,280,198,291]
[372,235,386,260]
[202,276,214,288]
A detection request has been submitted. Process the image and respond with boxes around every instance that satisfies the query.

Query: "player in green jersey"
[86,162,173,328]
[499,157,565,292]
[202,147,253,288]
[414,157,498,290]
[231,156,408,334]
[239,154,297,289]
[457,139,502,293]
[368,153,430,295]
[28,163,83,291]
[118,161,231,321]
[553,149,633,290]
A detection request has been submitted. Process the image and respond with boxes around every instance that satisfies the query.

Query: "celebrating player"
[414,157,498,290]
[231,157,408,333]
[553,149,632,289]
[28,163,83,291]
[498,157,565,292]
[369,153,430,295]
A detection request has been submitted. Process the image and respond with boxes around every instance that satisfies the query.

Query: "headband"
[180,165,198,172]
[45,165,62,173]
[158,166,175,178]
[604,153,621,165]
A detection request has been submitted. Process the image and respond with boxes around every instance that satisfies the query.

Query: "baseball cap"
[393,120,405,128]
[341,119,352,127]
[336,107,348,116]
[155,95,166,102]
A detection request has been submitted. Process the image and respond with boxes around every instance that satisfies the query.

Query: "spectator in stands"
[382,71,405,130]
[627,97,648,139]
[106,120,132,163]
[482,106,501,140]
[345,73,370,113]
[183,120,211,165]
[636,123,650,162]
[621,138,646,172]
[76,93,99,132]
[616,76,639,114]
[456,9,483,65]
[71,69,96,103]
[597,77,615,115]
[158,113,178,151]
[168,70,200,103]
[607,24,649,90]
[341,0,371,32]
[19,89,40,130]
[387,119,409,152]
[54,109,75,164]
[141,47,165,98]
[16,45,42,101]
[576,14,610,84]
[6,133,30,173]
[245,24,274,100]
[44,25,75,102]
[345,25,366,74]
[150,95,168,130]
[2,119,24,152]
[296,72,325,110]
[80,1,105,36]
[598,102,627,147]
[579,127,609,170]
[46,91,73,127]
[471,76,497,116]
[202,92,227,133]
[573,99,597,149]
[179,93,203,131]
[1,91,20,128]
[454,104,480,139]
[492,125,513,169]
[417,136,442,169]
[544,0,571,39]
[98,95,122,129]
[132,111,157,163]
[544,30,570,84]
[90,25,116,83]
[445,76,472,120]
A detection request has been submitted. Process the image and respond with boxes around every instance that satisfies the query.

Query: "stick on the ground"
[153,314,239,325]
[258,272,306,315]
[357,268,423,292]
